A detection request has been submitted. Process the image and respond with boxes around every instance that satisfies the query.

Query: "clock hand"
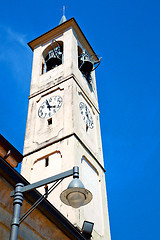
[46,99,50,107]
[46,100,53,110]
[85,111,89,118]
[49,105,56,108]
[85,106,89,117]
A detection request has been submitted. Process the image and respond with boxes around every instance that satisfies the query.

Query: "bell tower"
[21,18,111,240]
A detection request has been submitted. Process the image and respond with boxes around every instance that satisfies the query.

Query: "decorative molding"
[33,150,62,165]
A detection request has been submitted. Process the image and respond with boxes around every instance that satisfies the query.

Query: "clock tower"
[21,18,111,240]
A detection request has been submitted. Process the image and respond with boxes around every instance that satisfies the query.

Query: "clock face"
[38,95,63,119]
[79,102,94,129]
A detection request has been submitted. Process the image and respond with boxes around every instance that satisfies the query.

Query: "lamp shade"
[60,178,92,208]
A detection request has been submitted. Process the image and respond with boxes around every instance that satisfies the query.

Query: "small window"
[44,185,48,198]
[48,118,52,125]
[45,157,49,167]
[86,124,89,132]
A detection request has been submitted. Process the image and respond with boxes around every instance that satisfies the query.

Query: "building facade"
[21,18,111,240]
[0,134,88,240]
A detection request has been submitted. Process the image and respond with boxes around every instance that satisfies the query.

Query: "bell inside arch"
[78,50,94,76]
[80,58,93,74]
[45,44,63,71]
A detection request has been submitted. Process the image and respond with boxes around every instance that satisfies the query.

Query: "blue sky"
[0,1,160,240]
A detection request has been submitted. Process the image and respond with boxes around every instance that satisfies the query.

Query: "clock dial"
[79,102,94,129]
[38,95,63,119]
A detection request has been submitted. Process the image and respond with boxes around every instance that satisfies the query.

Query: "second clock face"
[38,95,63,119]
[79,102,94,129]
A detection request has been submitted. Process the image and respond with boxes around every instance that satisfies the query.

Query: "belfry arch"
[42,40,63,74]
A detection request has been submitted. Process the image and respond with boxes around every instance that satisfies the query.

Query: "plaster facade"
[21,18,111,240]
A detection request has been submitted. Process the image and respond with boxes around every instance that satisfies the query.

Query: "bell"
[45,46,62,71]
[79,59,94,74]
[79,50,94,75]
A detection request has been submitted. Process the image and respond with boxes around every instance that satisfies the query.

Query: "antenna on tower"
[59,5,68,25]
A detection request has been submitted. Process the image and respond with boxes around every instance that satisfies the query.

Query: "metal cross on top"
[61,5,68,16]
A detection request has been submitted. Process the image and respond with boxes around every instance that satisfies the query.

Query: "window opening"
[44,185,48,198]
[78,48,101,88]
[45,157,49,167]
[43,41,63,73]
[48,118,52,125]
[86,124,89,132]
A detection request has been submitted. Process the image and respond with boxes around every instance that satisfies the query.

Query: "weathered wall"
[21,21,111,240]
[0,177,71,240]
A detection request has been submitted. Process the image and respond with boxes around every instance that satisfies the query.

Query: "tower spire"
[59,5,67,25]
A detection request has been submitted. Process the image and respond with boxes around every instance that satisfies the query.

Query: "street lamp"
[60,174,92,208]
[9,166,92,240]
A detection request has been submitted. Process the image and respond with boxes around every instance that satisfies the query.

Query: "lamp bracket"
[11,168,75,197]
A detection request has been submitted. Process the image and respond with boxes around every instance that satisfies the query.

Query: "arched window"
[42,41,63,74]
[78,46,94,82]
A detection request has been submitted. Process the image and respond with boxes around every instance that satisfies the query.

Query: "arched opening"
[42,40,63,74]
[78,46,94,82]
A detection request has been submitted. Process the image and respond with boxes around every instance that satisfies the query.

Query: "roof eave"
[27,17,98,60]
[0,134,23,163]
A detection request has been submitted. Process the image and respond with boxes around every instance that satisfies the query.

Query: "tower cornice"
[28,74,100,114]
[28,17,98,61]
[23,132,106,173]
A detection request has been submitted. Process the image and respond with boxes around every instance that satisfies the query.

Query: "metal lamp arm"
[19,179,63,224]
[10,166,79,240]
[11,168,77,197]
